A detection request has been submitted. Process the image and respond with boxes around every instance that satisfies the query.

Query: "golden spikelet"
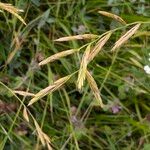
[14,90,35,97]
[0,2,26,25]
[23,107,29,122]
[77,44,91,90]
[28,75,72,106]
[54,34,98,42]
[88,32,112,62]
[111,23,141,52]
[98,11,126,25]
[33,118,51,148]
[39,49,77,66]
[86,70,104,108]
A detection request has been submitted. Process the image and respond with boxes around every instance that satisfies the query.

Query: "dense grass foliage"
[0,0,150,149]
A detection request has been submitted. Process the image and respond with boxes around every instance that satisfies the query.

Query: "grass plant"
[0,0,150,149]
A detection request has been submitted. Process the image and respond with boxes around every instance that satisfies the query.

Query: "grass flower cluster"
[0,1,150,150]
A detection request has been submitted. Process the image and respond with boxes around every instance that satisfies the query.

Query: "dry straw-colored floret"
[6,33,24,65]
[111,23,141,52]
[0,2,26,25]
[28,75,72,106]
[77,44,91,90]
[39,49,78,66]
[98,11,126,25]
[86,70,104,108]
[88,32,112,62]
[77,32,111,91]
[33,118,52,150]
[54,34,98,42]
[14,90,35,96]
[23,107,29,122]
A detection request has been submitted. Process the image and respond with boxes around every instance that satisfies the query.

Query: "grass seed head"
[39,49,77,66]
[33,118,50,146]
[28,75,72,106]
[111,23,141,52]
[77,44,91,90]
[86,70,104,108]
[0,2,26,25]
[98,11,126,25]
[54,34,98,42]
[14,90,35,97]
[23,107,29,122]
[88,32,112,62]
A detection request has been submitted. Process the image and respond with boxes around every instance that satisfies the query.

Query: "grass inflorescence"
[0,0,150,150]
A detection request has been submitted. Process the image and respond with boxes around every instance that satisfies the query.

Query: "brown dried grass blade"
[0,2,26,25]
[86,70,104,108]
[77,44,91,90]
[111,23,141,52]
[23,107,29,122]
[14,90,35,97]
[39,49,77,66]
[54,34,98,42]
[88,32,112,62]
[28,75,72,106]
[98,11,126,25]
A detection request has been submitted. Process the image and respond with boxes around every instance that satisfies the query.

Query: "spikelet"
[111,23,141,52]
[39,49,77,66]
[33,118,51,149]
[28,75,72,106]
[14,90,35,97]
[23,107,29,122]
[54,34,98,42]
[0,2,26,25]
[86,70,104,108]
[98,11,126,25]
[77,44,91,90]
[88,32,112,62]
